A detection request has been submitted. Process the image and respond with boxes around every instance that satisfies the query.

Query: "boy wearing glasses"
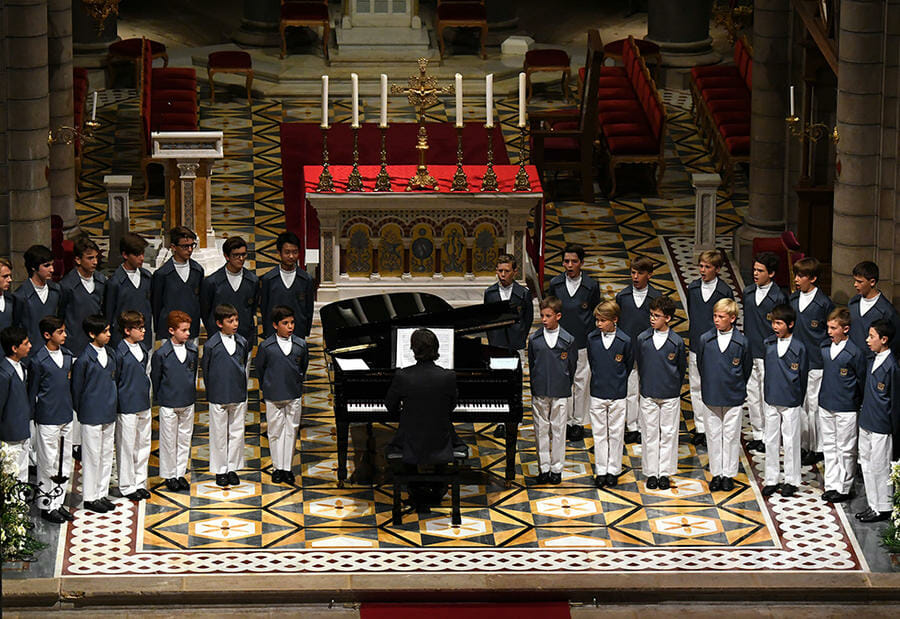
[151,227,204,343]
[106,233,153,347]
[200,236,259,347]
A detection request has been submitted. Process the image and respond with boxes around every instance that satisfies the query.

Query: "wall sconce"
[49,90,101,146]
[785,115,839,144]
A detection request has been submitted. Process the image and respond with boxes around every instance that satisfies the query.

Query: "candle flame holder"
[346,126,364,191]
[316,126,334,191]
[48,119,100,146]
[481,125,499,191]
[374,126,392,191]
[514,126,531,191]
[451,126,468,191]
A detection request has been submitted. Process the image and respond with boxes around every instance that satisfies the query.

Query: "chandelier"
[81,0,121,34]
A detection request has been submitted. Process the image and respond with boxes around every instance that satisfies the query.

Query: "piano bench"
[387,446,468,527]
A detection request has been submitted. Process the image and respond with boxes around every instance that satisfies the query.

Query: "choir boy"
[634,296,686,490]
[201,304,250,487]
[696,298,751,492]
[59,236,106,357]
[255,306,308,484]
[548,244,602,442]
[761,304,809,498]
[686,249,734,446]
[259,232,315,340]
[151,227,204,342]
[150,311,199,493]
[13,245,60,357]
[200,236,259,348]
[114,311,152,502]
[71,314,117,513]
[855,318,899,523]
[586,300,632,488]
[0,257,18,331]
[818,308,866,504]
[106,233,153,347]
[615,256,660,444]
[30,316,75,523]
[848,261,900,358]
[0,326,32,482]
[528,296,578,484]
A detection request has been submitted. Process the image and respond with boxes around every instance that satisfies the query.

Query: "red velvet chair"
[436,0,488,60]
[524,49,572,103]
[279,0,330,61]
[751,232,804,291]
[207,51,254,104]
[107,37,167,87]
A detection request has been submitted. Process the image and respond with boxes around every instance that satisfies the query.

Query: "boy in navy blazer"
[697,299,751,492]
[848,261,900,358]
[201,304,250,488]
[635,295,686,491]
[259,232,315,340]
[30,316,76,523]
[743,252,786,454]
[151,227,204,342]
[71,314,118,513]
[855,318,900,522]
[106,233,153,348]
[13,245,60,357]
[586,300,632,488]
[114,311,152,502]
[151,310,199,493]
[0,258,18,332]
[59,236,106,358]
[0,326,32,482]
[528,296,578,484]
[615,256,660,444]
[761,304,809,498]
[818,308,866,504]
[200,236,259,348]
[686,249,734,447]
[256,305,309,484]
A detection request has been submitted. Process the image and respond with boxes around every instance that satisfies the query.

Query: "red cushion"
[600,66,626,77]
[702,87,749,102]
[281,2,329,20]
[717,122,749,138]
[437,4,487,20]
[602,121,652,138]
[712,109,749,125]
[597,76,631,89]
[725,135,750,155]
[707,99,750,114]
[525,49,570,67]
[695,75,745,90]
[604,38,660,57]
[208,51,252,69]
[110,38,166,58]
[691,65,739,80]
[598,109,644,125]
[606,134,658,154]
[597,99,643,115]
[598,87,634,100]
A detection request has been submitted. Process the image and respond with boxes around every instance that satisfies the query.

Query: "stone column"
[233,0,281,47]
[693,173,721,254]
[645,0,719,67]
[891,0,900,303]
[72,0,117,69]
[104,175,132,269]
[735,0,791,271]
[7,0,51,277]
[0,1,10,267]
[48,0,77,236]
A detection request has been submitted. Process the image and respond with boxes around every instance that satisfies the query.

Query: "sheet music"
[395,327,455,369]
[489,357,519,370]
[335,357,370,371]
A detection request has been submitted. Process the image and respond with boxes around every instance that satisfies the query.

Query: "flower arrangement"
[881,462,900,553]
[1,444,46,562]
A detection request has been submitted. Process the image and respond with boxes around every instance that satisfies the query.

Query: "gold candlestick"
[346,126,363,192]
[316,126,334,192]
[481,125,499,191]
[514,126,531,191]
[451,126,468,191]
[374,126,392,191]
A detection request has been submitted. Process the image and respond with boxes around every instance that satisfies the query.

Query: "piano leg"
[336,420,350,488]
[451,471,462,526]
[504,422,519,487]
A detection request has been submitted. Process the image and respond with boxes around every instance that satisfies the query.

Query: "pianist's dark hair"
[270,305,295,325]
[410,328,439,362]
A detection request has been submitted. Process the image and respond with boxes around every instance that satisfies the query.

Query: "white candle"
[789,85,795,117]
[91,91,98,121]
[485,73,493,128]
[455,73,463,128]
[380,74,388,127]
[351,73,359,128]
[518,72,526,128]
[321,75,329,128]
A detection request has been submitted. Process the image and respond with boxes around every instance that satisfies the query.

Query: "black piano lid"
[320,292,519,354]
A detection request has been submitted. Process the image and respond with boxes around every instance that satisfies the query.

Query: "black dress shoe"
[41,509,66,524]
[605,473,618,488]
[624,430,641,444]
[58,506,75,521]
[594,475,607,488]
[826,491,852,503]
[177,477,190,491]
[780,484,797,497]
[800,450,818,466]
[125,491,142,501]
[165,478,180,492]
[821,490,837,502]
[859,509,891,523]
[83,500,108,513]
[72,445,82,462]
[646,475,659,490]
[99,497,116,511]
[856,508,876,520]
[271,469,283,483]
[493,423,506,439]
[813,451,825,463]
[566,425,584,442]
[657,476,670,490]
[215,474,229,487]
[747,440,765,453]
[536,471,550,484]
[284,470,296,485]
[709,476,722,492]
[548,471,562,485]
[227,471,240,486]
[137,489,151,500]
[691,432,706,446]
[762,484,780,497]
[721,477,734,491]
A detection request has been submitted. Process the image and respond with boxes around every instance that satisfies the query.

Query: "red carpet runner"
[361,602,570,619]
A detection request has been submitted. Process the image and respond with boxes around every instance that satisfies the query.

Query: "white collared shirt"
[33,279,49,304]
[799,287,817,312]
[80,273,95,294]
[632,286,648,308]
[652,329,668,350]
[860,293,880,316]
[225,268,243,293]
[700,277,718,302]
[777,335,792,358]
[498,282,513,302]
[280,267,296,290]
[126,340,144,363]
[717,329,733,353]
[92,343,108,368]
[172,341,187,363]
[830,339,847,360]
[7,357,24,382]
[0,295,5,313]
[221,332,236,355]
[124,267,141,289]
[565,274,581,298]
[173,259,190,283]
[872,349,891,373]
[601,329,616,349]
[276,335,293,356]
[47,347,64,368]
[755,281,772,306]
[543,326,560,349]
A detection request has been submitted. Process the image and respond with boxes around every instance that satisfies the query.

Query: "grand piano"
[321,292,525,486]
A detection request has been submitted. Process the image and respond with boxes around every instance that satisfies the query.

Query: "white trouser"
[639,396,680,477]
[3,439,30,483]
[532,395,567,474]
[158,405,195,479]
[858,428,893,512]
[688,352,708,434]
[745,358,766,441]
[763,404,801,486]
[81,422,115,502]
[209,401,247,474]
[36,422,73,510]
[566,348,590,426]
[819,408,857,494]
[29,420,38,465]
[801,369,823,452]
[589,397,626,475]
[266,398,302,471]
[625,366,640,432]
[115,410,152,495]
[71,417,82,446]
[705,405,742,478]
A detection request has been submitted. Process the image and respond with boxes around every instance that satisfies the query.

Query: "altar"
[306,164,543,304]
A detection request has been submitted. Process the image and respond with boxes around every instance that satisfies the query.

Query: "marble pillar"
[891,0,900,303]
[234,0,281,47]
[72,0,118,68]
[646,0,719,67]
[0,1,9,266]
[48,0,78,237]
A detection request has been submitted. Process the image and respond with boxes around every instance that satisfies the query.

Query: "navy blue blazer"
[71,344,117,425]
[848,294,900,358]
[13,280,61,357]
[696,328,752,407]
[742,283,787,359]
[528,327,578,398]
[200,266,259,347]
[255,335,308,402]
[586,328,632,400]
[686,278,734,352]
[859,353,900,458]
[615,284,662,340]
[105,266,153,347]
[115,340,151,414]
[0,291,18,332]
[150,258,204,340]
[790,289,835,370]
[484,281,533,351]
[548,273,603,349]
[59,269,107,357]
[763,335,809,407]
[259,266,315,338]
[150,339,198,408]
[201,332,249,405]
[819,339,866,413]
[29,346,74,425]
[635,328,687,399]
[0,358,31,441]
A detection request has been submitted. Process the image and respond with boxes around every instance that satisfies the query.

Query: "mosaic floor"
[30,83,870,575]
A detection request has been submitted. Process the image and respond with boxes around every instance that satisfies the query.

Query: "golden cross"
[390,58,454,116]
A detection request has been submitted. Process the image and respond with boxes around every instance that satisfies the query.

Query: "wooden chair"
[207,51,254,104]
[436,0,488,60]
[530,29,604,203]
[107,38,167,88]
[279,0,330,61]
[524,49,572,103]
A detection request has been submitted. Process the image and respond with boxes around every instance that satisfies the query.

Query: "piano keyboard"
[346,402,510,414]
